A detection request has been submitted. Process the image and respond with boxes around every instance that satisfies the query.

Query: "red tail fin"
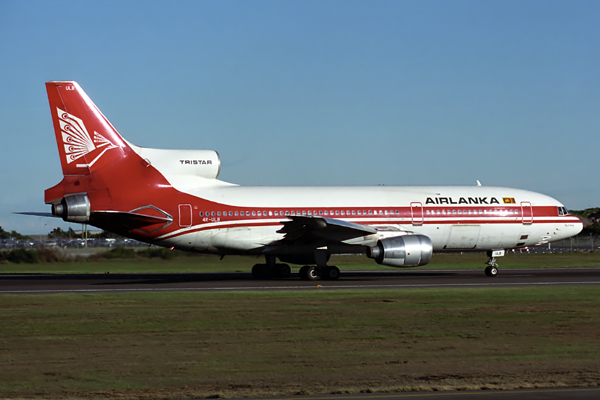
[46,82,128,176]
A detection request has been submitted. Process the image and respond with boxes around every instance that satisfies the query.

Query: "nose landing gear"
[484,250,504,277]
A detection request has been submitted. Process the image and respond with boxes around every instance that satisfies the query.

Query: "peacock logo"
[57,107,117,168]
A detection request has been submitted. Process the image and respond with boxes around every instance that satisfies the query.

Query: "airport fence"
[1,234,598,254]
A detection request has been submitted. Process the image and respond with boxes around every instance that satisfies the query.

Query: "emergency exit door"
[521,201,533,225]
[179,204,192,227]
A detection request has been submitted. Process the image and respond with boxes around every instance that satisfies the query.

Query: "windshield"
[557,206,569,216]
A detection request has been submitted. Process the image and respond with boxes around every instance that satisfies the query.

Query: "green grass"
[1,287,600,399]
[1,251,599,274]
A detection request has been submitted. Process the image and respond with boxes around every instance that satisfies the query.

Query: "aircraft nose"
[564,217,584,239]
[554,217,583,241]
[573,218,584,236]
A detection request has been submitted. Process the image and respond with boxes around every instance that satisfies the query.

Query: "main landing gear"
[252,264,341,280]
[251,256,340,280]
[251,263,291,279]
[484,250,504,277]
[299,265,340,281]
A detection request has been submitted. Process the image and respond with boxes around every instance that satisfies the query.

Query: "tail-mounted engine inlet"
[52,193,91,222]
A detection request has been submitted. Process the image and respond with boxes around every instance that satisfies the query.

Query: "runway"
[1,267,600,294]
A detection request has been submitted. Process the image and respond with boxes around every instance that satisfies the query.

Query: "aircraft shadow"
[0,270,458,286]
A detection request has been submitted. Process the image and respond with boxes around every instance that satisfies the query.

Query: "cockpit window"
[557,206,569,216]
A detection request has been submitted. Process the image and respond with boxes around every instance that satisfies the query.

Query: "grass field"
[1,286,600,399]
[1,250,600,274]
[1,252,600,399]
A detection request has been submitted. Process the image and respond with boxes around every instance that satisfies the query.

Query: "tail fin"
[46,82,128,176]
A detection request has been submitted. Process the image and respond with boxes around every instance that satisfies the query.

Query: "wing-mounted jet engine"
[367,234,433,267]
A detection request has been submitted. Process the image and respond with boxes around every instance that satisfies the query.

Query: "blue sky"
[1,0,598,234]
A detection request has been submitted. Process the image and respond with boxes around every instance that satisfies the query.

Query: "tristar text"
[179,160,213,165]
[425,197,501,205]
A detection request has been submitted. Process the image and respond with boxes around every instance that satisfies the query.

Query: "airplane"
[29,81,583,280]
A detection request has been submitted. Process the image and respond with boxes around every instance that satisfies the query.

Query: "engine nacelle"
[367,234,433,267]
[52,193,91,223]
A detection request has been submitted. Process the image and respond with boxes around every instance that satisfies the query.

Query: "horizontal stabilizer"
[14,212,59,218]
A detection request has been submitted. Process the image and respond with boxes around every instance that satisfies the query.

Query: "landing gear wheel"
[485,265,498,277]
[299,266,319,281]
[252,264,271,279]
[321,266,340,281]
[274,263,291,278]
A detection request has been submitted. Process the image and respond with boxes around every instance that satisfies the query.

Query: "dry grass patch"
[1,287,599,399]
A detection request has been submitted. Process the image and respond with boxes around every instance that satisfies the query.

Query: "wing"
[277,215,377,244]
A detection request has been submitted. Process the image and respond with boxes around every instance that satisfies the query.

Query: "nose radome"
[573,219,584,236]
[564,219,584,239]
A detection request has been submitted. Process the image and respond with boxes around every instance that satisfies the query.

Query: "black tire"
[299,266,319,281]
[484,265,498,277]
[321,266,340,280]
[252,264,270,279]
[274,263,291,278]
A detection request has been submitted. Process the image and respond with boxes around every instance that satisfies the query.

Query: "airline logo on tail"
[57,107,117,167]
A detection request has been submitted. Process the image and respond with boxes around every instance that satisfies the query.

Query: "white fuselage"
[155,183,582,256]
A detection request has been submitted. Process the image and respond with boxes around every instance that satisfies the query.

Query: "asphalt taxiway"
[1,267,599,294]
